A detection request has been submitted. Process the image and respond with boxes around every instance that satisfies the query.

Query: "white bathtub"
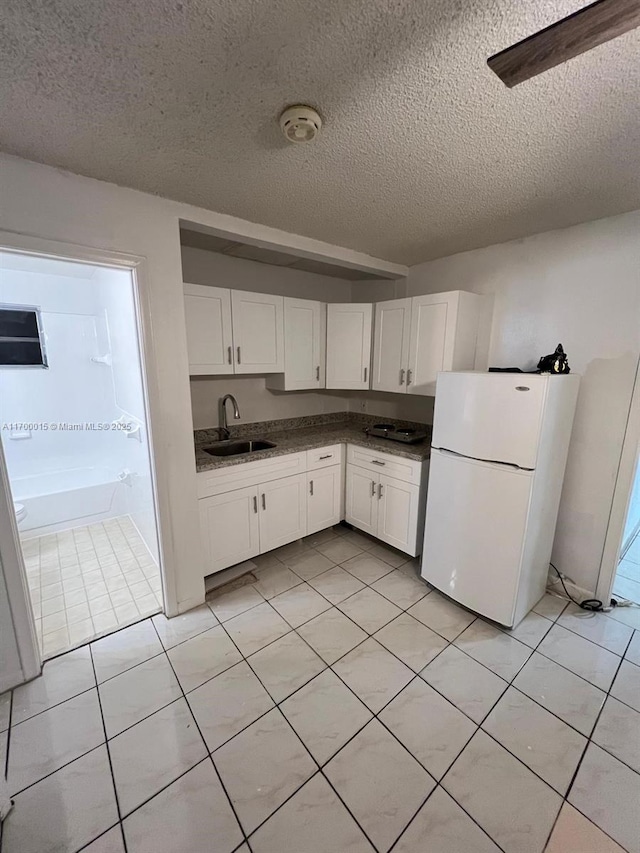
[13,466,128,537]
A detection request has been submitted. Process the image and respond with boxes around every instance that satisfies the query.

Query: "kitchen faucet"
[218,394,241,440]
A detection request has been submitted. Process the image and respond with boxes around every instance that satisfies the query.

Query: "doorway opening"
[0,250,163,659]
[612,447,640,604]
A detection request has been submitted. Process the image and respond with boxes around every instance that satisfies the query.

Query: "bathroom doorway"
[0,250,163,659]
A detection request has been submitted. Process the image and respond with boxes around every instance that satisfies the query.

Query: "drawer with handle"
[347,443,422,485]
[306,444,344,471]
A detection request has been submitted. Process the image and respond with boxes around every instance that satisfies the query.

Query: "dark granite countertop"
[194,412,432,473]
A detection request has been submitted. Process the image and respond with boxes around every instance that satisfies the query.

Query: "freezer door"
[432,372,548,469]
[421,448,534,626]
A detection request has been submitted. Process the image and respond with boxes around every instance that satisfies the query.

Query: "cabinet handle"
[309,479,314,496]
[378,483,384,499]
[261,493,266,510]
[237,346,242,365]
[371,459,386,466]
[371,480,376,497]
[406,368,412,386]
[319,454,333,460]
[363,366,368,383]
[227,346,232,365]
[316,365,320,381]
[253,496,258,514]
[399,368,405,385]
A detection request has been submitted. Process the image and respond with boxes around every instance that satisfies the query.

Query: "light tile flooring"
[614,530,640,604]
[21,516,162,659]
[2,523,639,853]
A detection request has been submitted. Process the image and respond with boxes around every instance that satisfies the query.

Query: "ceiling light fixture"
[279,105,322,143]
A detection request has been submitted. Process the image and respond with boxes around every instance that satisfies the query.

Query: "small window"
[0,305,47,367]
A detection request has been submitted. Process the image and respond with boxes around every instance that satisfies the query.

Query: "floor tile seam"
[574,629,639,785]
[88,644,129,853]
[149,618,251,849]
[73,821,123,852]
[560,797,636,853]
[120,754,212,824]
[93,646,166,687]
[372,673,479,778]
[9,683,98,729]
[550,617,632,658]
[511,644,614,694]
[461,617,600,736]
[6,738,109,800]
[249,723,381,853]
[364,584,432,613]
[2,691,14,786]
[491,678,605,741]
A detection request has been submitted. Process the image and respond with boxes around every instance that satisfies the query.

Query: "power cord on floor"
[550,563,607,612]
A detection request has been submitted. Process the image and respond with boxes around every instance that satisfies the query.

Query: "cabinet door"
[183,284,233,375]
[406,294,448,396]
[307,465,343,535]
[259,473,307,552]
[267,298,325,390]
[231,291,284,374]
[345,465,378,535]
[372,298,411,393]
[199,486,259,575]
[326,303,373,390]
[376,474,420,556]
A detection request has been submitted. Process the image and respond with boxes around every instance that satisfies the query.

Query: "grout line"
[147,618,252,851]
[88,644,129,853]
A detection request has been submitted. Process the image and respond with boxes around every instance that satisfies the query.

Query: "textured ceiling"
[1,0,639,265]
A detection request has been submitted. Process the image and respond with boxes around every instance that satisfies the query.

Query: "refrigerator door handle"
[436,447,533,472]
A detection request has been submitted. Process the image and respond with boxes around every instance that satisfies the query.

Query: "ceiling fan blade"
[488,0,640,87]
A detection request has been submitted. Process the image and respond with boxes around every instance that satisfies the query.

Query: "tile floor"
[21,516,162,659]
[614,529,640,604]
[1,523,639,853]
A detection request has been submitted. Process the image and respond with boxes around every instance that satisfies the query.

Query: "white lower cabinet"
[377,474,421,554]
[345,461,426,556]
[307,465,343,535]
[259,474,308,552]
[345,464,378,536]
[198,442,425,576]
[199,485,260,575]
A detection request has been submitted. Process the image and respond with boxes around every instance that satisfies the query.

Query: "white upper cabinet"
[372,298,412,393]
[326,303,373,390]
[183,284,234,375]
[266,297,326,391]
[231,290,284,374]
[407,291,482,395]
[370,290,483,397]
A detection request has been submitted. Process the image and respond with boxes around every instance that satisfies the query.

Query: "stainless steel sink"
[202,439,276,457]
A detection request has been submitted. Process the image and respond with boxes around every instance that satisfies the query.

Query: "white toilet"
[14,502,27,526]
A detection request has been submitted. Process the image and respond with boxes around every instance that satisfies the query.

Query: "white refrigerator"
[421,371,579,627]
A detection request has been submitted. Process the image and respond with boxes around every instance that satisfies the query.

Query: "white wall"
[94,266,159,563]
[190,376,348,430]
[181,246,350,300]
[183,245,353,428]
[405,211,640,595]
